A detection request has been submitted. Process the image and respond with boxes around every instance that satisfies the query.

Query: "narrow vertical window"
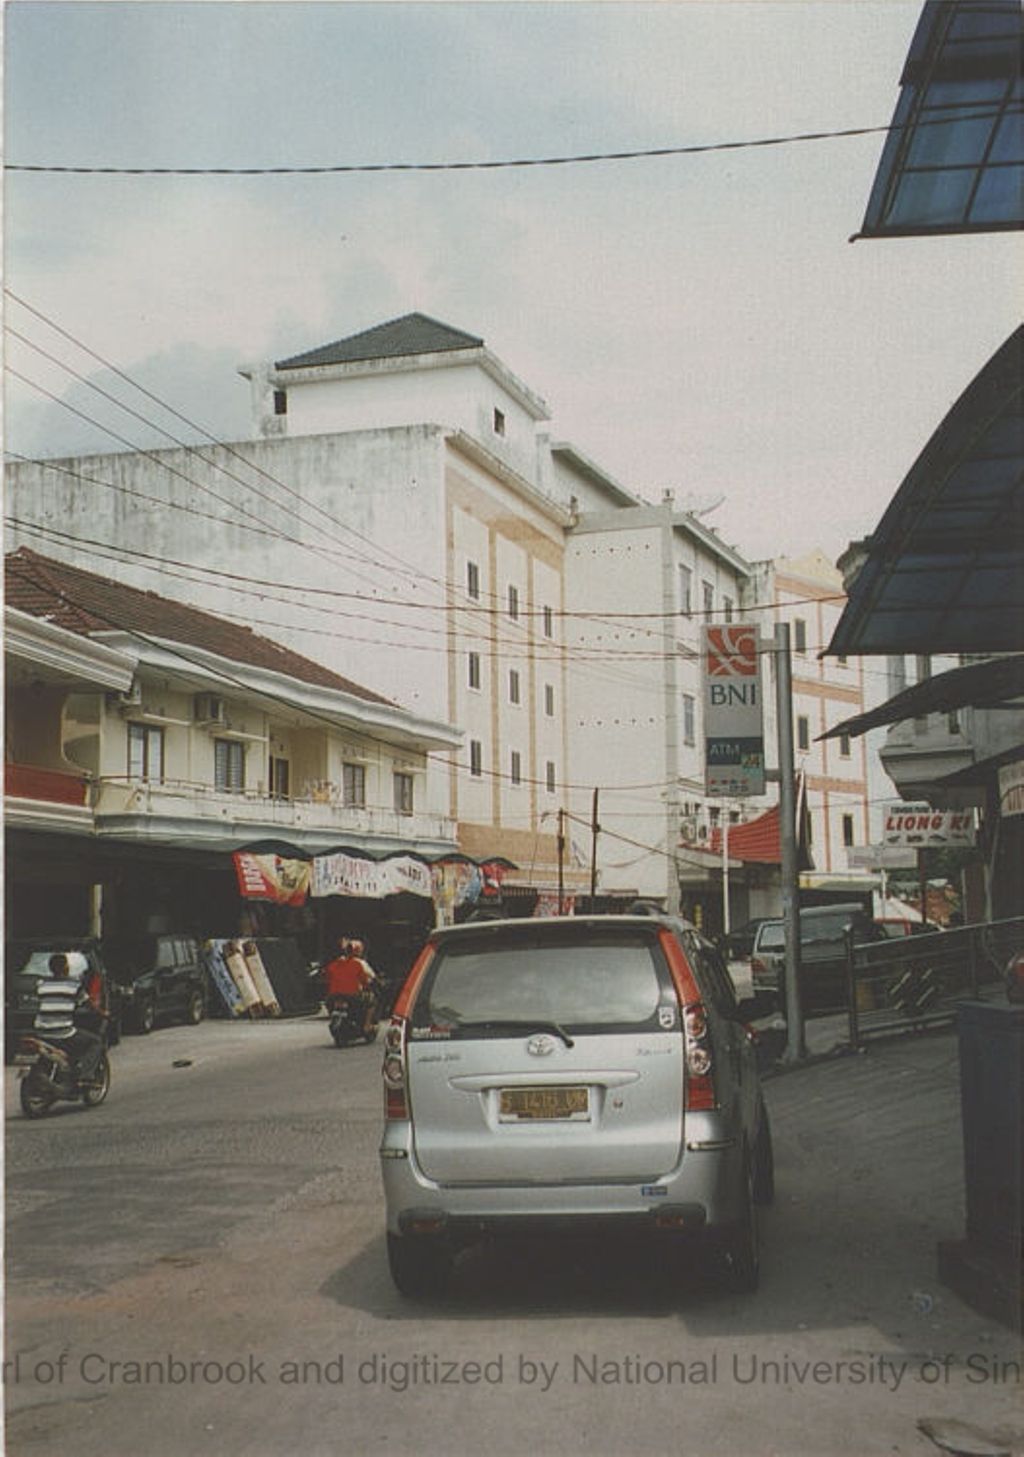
[509,669,521,705]
[510,750,522,786]
[493,407,505,436]
[544,683,555,717]
[393,772,414,816]
[842,814,855,848]
[128,723,164,782]
[467,561,480,600]
[214,738,245,793]
[679,565,692,617]
[342,762,366,808]
[702,581,714,616]
[269,755,290,799]
[468,651,481,690]
[508,584,520,620]
[682,693,696,747]
[469,740,483,778]
[794,619,807,653]
[545,761,556,794]
[273,389,288,416]
[543,605,554,638]
[797,716,810,752]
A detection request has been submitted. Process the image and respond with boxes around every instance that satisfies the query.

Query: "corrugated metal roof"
[276,312,484,371]
[5,548,396,706]
[826,325,1024,656]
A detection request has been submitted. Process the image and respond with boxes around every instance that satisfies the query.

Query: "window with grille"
[214,738,245,793]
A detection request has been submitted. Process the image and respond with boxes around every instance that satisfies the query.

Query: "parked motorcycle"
[327,991,379,1048]
[18,1034,111,1117]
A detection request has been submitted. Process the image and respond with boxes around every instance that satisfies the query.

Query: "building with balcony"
[5,547,461,955]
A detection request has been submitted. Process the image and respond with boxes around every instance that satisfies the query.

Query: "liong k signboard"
[703,624,765,798]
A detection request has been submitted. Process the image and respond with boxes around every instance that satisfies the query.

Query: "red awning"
[708,805,782,865]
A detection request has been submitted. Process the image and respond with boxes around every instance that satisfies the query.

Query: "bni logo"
[705,625,758,677]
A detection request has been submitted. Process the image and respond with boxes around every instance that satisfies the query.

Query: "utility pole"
[589,788,600,911]
[721,810,731,939]
[557,807,566,915]
[775,621,805,1062]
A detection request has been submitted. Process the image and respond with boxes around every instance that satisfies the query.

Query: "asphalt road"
[4,1015,1021,1457]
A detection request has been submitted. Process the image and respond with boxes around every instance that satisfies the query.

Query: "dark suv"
[380,913,774,1298]
[5,938,122,1060]
[103,934,207,1034]
[751,904,885,1014]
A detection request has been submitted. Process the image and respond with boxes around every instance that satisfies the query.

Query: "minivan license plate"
[499,1086,589,1121]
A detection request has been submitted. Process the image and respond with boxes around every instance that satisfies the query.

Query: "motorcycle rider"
[323,936,379,1038]
[32,952,104,1082]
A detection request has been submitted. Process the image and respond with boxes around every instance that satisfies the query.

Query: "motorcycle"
[18,1033,111,1117]
[327,990,379,1048]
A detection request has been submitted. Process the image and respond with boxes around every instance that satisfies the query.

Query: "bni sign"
[703,624,765,797]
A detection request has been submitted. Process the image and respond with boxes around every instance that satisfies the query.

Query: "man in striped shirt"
[33,953,103,1078]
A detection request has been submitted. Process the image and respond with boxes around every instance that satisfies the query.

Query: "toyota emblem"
[527,1034,556,1056]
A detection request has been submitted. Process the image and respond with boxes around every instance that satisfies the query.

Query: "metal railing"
[845,916,1022,1051]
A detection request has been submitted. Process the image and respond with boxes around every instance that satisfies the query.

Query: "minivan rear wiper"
[448,1018,576,1049]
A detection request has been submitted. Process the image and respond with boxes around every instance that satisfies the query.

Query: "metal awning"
[820,653,1024,740]
[826,326,1023,656]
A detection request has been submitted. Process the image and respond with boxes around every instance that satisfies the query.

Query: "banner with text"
[703,623,765,797]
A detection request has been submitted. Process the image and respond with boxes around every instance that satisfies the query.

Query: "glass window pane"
[969,162,1024,221]
[990,109,1024,164]
[889,167,975,225]
[908,112,995,166]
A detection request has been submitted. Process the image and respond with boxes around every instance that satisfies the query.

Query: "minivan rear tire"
[721,1155,760,1294]
[386,1231,452,1299]
[752,1101,775,1206]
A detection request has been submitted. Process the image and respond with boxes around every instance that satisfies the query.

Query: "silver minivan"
[380,914,774,1298]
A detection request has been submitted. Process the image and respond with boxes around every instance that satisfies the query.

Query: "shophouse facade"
[5,547,461,961]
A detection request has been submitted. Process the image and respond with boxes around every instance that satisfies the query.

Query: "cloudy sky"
[5,0,1020,564]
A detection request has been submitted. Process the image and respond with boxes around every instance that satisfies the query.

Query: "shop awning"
[708,801,813,870]
[820,653,1024,740]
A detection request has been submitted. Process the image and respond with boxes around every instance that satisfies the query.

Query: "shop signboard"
[882,802,976,847]
[703,623,765,797]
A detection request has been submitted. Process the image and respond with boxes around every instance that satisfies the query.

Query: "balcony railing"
[92,777,456,850]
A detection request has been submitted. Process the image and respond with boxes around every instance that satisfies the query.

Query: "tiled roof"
[276,312,484,371]
[5,548,396,706]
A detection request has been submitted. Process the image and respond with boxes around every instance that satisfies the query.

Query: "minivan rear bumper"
[380,1120,743,1236]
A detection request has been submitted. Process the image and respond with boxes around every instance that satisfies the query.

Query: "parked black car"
[5,938,122,1061]
[751,904,887,1015]
[102,934,208,1034]
[720,918,771,964]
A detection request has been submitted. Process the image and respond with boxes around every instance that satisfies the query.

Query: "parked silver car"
[380,914,774,1298]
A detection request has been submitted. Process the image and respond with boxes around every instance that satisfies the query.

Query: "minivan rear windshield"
[413,931,666,1033]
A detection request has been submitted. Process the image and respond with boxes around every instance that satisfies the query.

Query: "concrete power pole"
[774,621,806,1062]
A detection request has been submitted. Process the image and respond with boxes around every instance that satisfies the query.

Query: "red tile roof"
[5,547,396,706]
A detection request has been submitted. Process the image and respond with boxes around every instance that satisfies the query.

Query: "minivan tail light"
[382,1016,409,1121]
[658,930,717,1112]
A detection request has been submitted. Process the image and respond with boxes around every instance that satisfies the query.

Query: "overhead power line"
[3,113,1001,177]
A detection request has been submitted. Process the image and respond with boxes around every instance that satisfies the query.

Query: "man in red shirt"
[323,938,379,1035]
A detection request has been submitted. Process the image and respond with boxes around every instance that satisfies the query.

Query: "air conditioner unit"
[193,693,227,726]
